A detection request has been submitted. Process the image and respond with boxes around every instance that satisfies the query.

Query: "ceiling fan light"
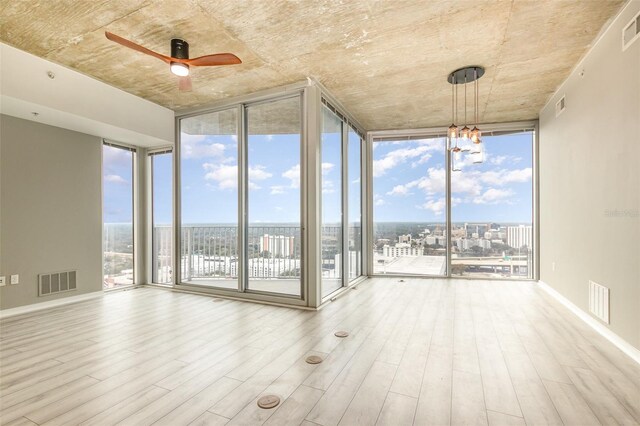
[170,62,189,77]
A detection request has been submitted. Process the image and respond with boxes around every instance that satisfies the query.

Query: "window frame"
[147,147,173,285]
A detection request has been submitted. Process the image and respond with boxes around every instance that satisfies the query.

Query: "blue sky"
[104,130,532,226]
[103,144,134,223]
[373,132,533,223]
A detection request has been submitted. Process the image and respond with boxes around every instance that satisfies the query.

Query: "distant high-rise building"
[260,234,294,257]
[383,243,423,257]
[398,234,412,243]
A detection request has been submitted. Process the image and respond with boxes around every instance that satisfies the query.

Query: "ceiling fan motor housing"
[171,39,189,60]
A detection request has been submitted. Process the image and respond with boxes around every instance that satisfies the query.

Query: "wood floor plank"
[1,279,638,426]
[80,385,169,426]
[0,376,100,425]
[451,370,488,426]
[262,385,324,426]
[153,377,242,426]
[486,410,526,426]
[338,361,397,426]
[189,412,230,426]
[564,366,638,425]
[24,359,186,425]
[226,350,325,426]
[376,391,417,426]
[542,379,601,426]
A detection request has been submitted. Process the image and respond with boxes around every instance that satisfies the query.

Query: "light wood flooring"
[1,278,639,426]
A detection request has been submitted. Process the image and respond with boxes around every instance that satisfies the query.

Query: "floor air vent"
[39,270,77,296]
[589,280,610,324]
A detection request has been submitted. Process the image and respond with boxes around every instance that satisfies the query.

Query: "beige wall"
[539,1,640,349]
[0,115,103,309]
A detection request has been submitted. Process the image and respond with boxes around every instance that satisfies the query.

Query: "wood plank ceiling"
[0,0,625,130]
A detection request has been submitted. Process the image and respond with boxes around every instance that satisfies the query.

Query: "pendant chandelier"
[447,66,485,170]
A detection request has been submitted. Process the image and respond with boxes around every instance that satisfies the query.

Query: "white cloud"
[322,162,335,175]
[374,194,385,206]
[417,197,461,216]
[385,163,530,208]
[387,185,410,196]
[479,168,532,186]
[411,153,432,168]
[322,179,335,194]
[181,134,227,159]
[373,141,442,177]
[473,188,515,204]
[104,174,127,184]
[283,164,301,188]
[270,186,286,195]
[203,164,237,189]
[418,198,447,215]
[489,155,507,165]
[204,163,272,190]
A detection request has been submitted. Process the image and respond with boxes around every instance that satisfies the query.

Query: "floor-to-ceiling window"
[372,136,448,276]
[246,96,302,296]
[320,102,365,299]
[102,142,135,289]
[321,106,343,297]
[150,149,173,284]
[180,108,239,289]
[347,126,363,282]
[450,130,534,279]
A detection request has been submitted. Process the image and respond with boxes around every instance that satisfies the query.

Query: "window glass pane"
[450,131,534,279]
[180,108,238,289]
[102,144,134,289]
[247,96,302,296]
[372,137,447,276]
[348,128,362,281]
[321,107,343,298]
[151,152,172,284]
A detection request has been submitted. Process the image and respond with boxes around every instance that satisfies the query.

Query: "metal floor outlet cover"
[257,395,280,409]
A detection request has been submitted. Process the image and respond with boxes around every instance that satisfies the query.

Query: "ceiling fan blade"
[186,53,242,67]
[105,31,171,64]
[178,76,193,92]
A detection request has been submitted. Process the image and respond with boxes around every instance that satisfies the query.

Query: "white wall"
[0,115,103,309]
[539,1,640,349]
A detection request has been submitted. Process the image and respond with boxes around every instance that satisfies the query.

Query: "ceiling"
[0,0,624,131]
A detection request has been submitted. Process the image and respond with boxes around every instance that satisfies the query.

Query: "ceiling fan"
[105,31,242,91]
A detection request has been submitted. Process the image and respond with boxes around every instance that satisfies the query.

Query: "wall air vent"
[39,270,77,296]
[555,96,566,117]
[623,10,640,51]
[589,280,610,324]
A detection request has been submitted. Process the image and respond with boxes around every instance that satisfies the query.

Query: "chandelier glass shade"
[447,66,485,170]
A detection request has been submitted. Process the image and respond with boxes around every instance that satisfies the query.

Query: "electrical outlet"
[552,262,556,272]
[10,274,19,285]
[0,276,5,286]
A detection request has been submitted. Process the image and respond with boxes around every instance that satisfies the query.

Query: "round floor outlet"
[257,395,280,409]
[306,355,323,364]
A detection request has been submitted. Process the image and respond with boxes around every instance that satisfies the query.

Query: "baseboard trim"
[0,290,104,319]
[538,280,640,365]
